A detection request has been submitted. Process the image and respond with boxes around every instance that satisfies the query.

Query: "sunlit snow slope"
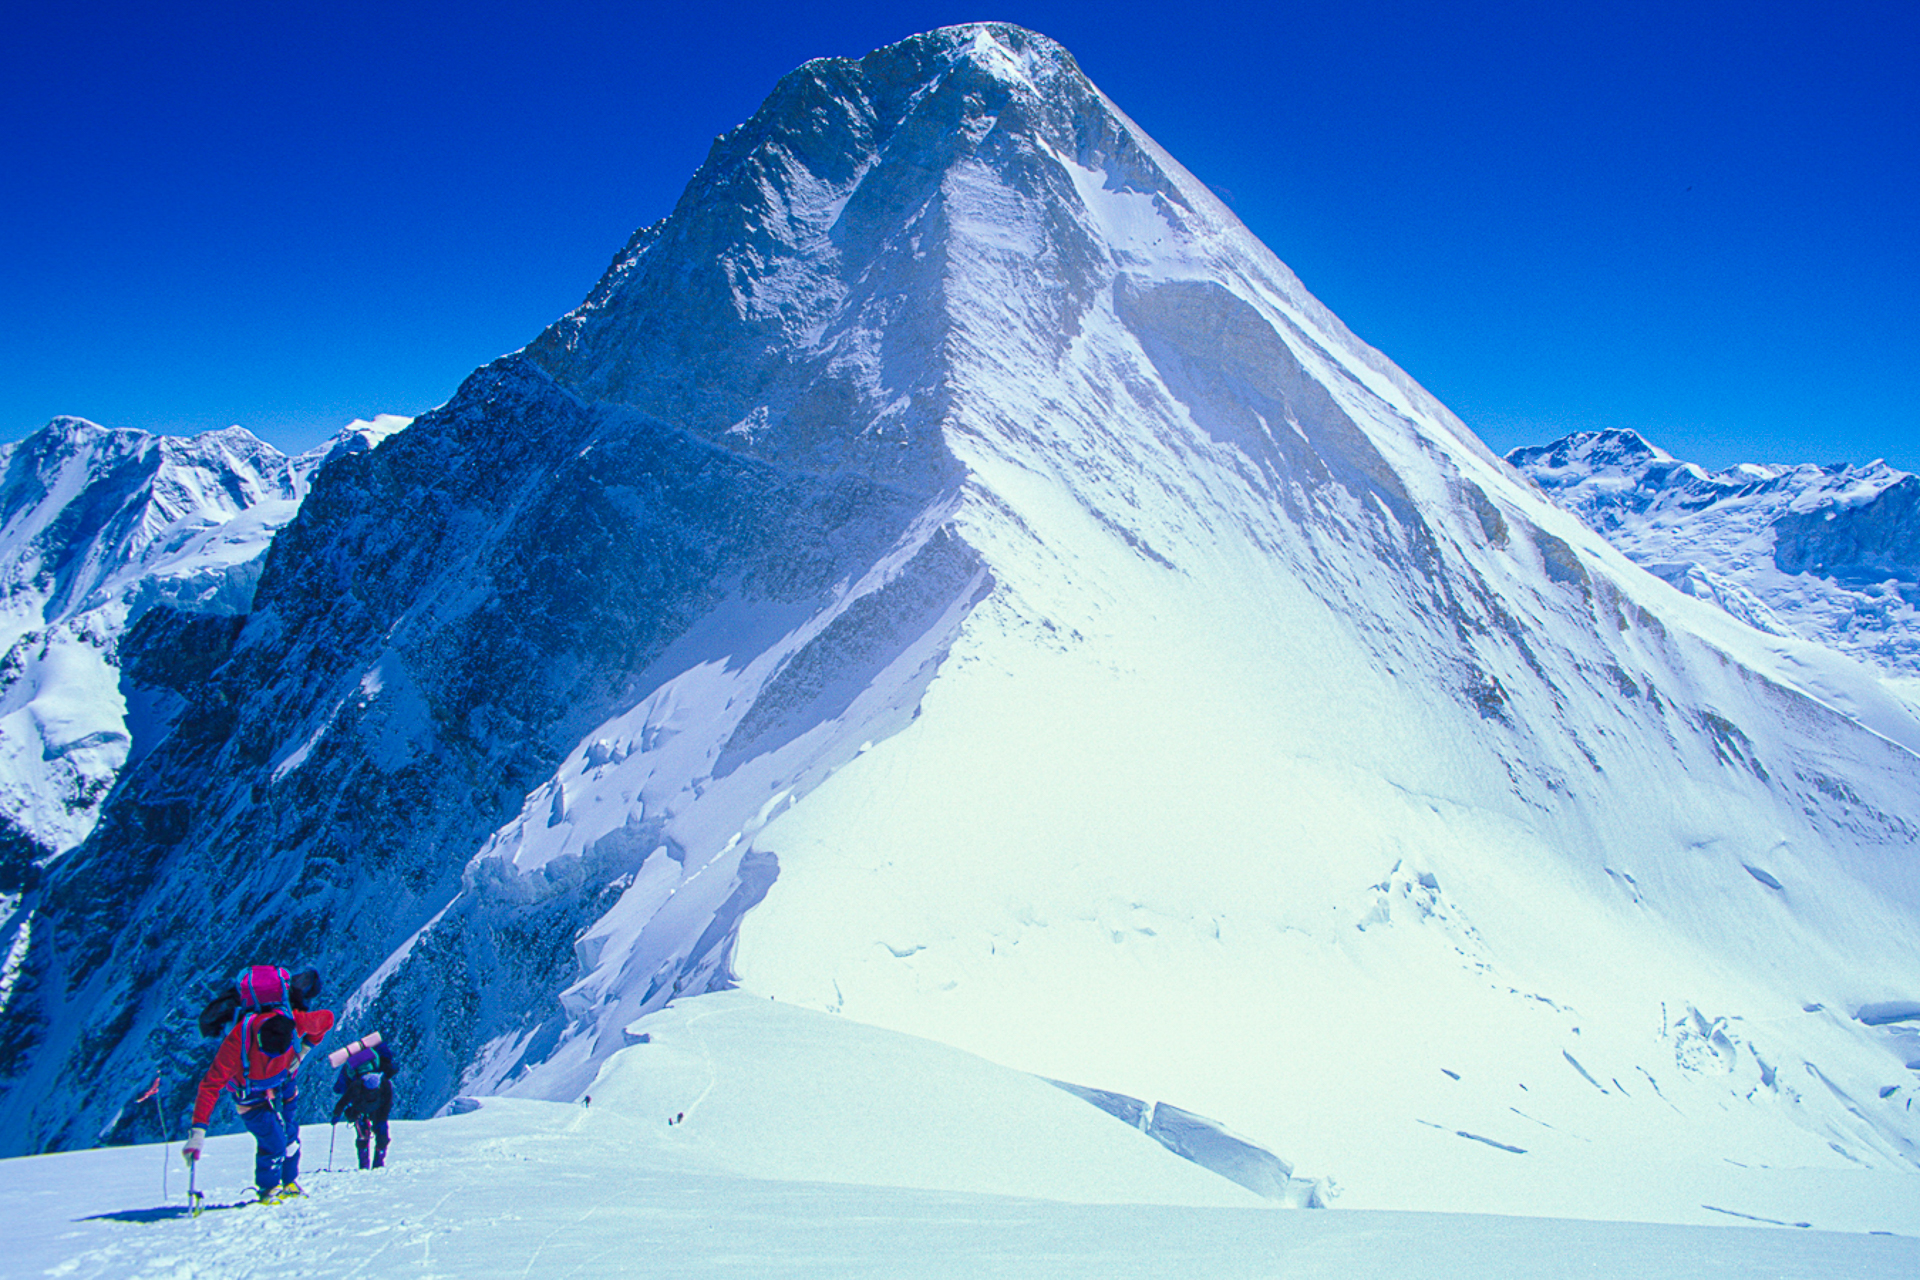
[2,25,1916,1228]
[500,25,1920,1212]
[13,996,1916,1278]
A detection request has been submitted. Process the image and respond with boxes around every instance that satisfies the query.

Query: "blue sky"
[5,1,1914,468]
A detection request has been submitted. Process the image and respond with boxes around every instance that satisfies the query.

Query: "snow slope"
[7,995,1915,1278]
[494,24,1920,1215]
[1508,429,1920,701]
[1,23,1916,1238]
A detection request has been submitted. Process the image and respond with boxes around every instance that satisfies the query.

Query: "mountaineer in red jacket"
[182,966,333,1202]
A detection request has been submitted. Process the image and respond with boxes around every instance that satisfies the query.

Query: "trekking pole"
[327,1122,337,1172]
[155,1086,169,1203]
[188,1157,202,1218]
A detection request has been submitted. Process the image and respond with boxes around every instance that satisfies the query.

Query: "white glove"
[182,1127,206,1162]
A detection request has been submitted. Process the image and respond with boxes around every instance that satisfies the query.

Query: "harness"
[234,1013,299,1106]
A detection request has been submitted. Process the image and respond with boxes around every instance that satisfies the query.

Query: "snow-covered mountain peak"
[1510,429,1911,532]
[1507,427,1674,478]
[326,413,413,458]
[522,21,1262,494]
[864,22,1082,92]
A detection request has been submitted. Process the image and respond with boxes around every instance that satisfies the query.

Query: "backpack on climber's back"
[236,965,291,1012]
[198,965,321,1037]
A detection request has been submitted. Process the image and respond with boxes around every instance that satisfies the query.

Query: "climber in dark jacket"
[331,1039,397,1168]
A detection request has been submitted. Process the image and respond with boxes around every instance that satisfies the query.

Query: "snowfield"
[7,995,1914,1278]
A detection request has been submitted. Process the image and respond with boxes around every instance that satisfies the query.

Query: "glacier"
[0,22,1916,1232]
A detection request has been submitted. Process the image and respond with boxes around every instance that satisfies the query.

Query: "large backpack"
[198,965,321,1037]
[235,965,292,1013]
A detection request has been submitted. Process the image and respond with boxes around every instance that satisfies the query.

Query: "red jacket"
[193,1007,334,1126]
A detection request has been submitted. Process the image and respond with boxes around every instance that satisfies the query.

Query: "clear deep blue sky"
[6,1,1915,468]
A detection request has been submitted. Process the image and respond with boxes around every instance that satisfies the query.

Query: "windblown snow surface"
[6,994,1914,1279]
[3,23,1918,1269]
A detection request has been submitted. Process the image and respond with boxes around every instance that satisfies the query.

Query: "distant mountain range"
[1510,428,1919,701]
[0,413,414,884]
[0,415,407,875]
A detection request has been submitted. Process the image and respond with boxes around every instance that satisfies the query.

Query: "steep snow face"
[708,43,1920,1212]
[4,23,1919,1221]
[1509,429,1920,700]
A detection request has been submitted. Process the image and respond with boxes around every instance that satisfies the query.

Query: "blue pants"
[239,1087,300,1193]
